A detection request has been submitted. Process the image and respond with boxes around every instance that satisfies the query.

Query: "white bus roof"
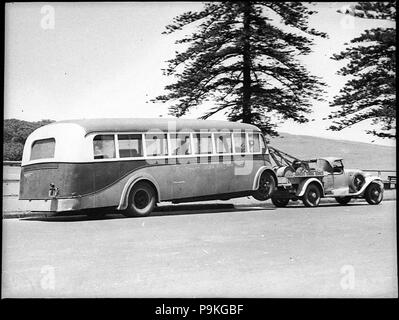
[55,118,261,135]
[22,118,263,165]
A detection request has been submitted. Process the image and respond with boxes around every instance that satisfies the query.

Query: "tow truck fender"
[296,178,324,197]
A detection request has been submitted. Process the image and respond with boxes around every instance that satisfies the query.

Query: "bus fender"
[296,178,324,197]
[252,166,278,190]
[117,173,161,210]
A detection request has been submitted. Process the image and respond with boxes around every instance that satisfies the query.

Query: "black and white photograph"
[2,1,397,302]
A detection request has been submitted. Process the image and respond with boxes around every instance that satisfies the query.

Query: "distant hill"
[269,133,396,171]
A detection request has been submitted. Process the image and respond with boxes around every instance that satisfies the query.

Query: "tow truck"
[268,147,384,207]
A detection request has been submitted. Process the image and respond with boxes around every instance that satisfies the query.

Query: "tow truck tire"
[271,198,290,207]
[365,183,383,205]
[335,196,352,205]
[302,183,321,207]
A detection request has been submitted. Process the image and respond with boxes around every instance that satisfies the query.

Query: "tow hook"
[49,183,59,198]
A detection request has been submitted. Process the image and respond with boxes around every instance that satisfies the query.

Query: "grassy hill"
[268,133,396,172]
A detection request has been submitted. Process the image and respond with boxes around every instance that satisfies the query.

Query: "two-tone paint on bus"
[19,118,277,217]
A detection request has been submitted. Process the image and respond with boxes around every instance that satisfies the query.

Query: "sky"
[4,2,396,146]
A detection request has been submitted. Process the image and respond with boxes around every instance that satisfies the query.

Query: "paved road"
[2,200,397,298]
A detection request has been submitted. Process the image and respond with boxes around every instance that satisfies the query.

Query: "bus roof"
[55,118,261,135]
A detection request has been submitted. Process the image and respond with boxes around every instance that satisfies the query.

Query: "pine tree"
[329,2,396,139]
[154,2,326,136]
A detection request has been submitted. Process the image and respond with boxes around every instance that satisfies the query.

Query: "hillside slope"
[269,133,396,171]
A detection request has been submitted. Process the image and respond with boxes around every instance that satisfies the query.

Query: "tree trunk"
[242,2,252,123]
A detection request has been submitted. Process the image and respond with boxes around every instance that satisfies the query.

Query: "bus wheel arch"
[118,176,161,211]
[122,180,158,217]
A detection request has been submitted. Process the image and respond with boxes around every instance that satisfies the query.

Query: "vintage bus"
[19,118,277,217]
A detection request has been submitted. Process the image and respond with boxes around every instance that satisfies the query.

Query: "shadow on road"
[284,201,373,209]
[18,200,382,222]
[21,203,273,222]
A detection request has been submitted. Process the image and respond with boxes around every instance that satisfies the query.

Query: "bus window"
[93,135,116,159]
[248,133,261,153]
[259,134,267,153]
[170,134,191,156]
[30,138,55,160]
[215,133,232,153]
[233,133,246,153]
[145,133,168,156]
[192,133,213,154]
[118,134,143,158]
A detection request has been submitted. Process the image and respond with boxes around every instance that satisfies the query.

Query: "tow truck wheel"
[302,184,321,207]
[335,196,352,205]
[271,198,290,207]
[365,183,383,205]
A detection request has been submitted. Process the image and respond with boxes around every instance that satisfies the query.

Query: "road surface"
[2,200,397,298]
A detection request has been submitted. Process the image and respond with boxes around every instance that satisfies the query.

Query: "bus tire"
[123,181,156,217]
[271,197,289,207]
[252,171,276,201]
[335,196,352,205]
[302,183,321,207]
[364,182,383,205]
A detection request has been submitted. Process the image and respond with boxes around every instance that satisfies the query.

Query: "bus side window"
[93,135,116,159]
[248,133,261,153]
[215,133,232,153]
[145,133,168,156]
[118,134,143,158]
[192,133,213,154]
[170,134,191,156]
[233,133,246,153]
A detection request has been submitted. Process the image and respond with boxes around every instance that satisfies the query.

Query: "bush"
[3,119,55,161]
[3,142,24,161]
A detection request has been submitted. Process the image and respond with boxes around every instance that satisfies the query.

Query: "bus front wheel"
[123,182,156,217]
[252,171,276,201]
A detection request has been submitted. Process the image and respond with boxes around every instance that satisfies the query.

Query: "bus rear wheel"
[123,182,156,217]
